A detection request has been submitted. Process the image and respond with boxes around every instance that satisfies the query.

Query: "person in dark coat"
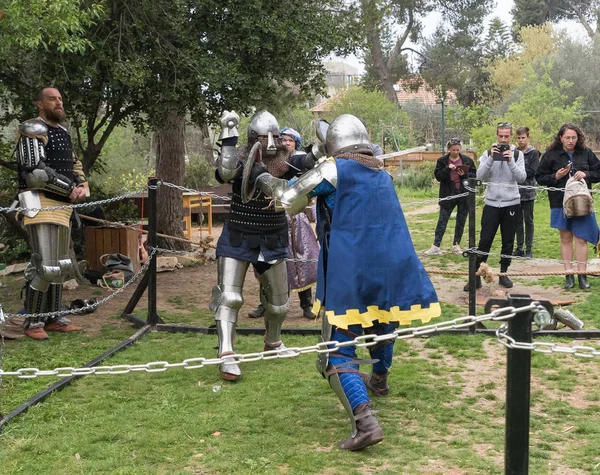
[424,138,476,255]
[536,123,600,289]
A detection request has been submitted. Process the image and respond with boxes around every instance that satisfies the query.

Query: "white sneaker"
[452,244,462,254]
[424,245,442,255]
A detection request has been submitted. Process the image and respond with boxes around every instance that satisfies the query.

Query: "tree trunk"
[361,0,399,104]
[154,110,190,251]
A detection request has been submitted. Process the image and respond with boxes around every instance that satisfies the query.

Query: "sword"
[377,144,432,161]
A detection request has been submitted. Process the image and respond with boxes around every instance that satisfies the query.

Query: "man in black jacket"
[513,127,540,258]
[425,138,476,255]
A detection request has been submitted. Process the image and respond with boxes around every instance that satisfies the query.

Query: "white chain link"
[0,190,146,214]
[0,303,540,378]
[496,325,600,358]
[401,192,470,208]
[481,181,600,195]
[4,249,156,320]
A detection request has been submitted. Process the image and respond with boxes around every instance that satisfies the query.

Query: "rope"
[424,263,600,281]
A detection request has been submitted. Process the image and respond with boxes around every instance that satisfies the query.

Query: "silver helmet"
[248,110,279,155]
[325,114,372,156]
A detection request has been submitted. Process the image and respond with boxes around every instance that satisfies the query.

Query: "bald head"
[36,87,66,125]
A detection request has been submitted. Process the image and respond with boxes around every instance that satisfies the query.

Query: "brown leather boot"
[338,403,384,451]
[45,321,83,332]
[24,326,49,340]
[360,371,389,397]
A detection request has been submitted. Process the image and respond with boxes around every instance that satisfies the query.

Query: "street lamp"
[435,96,445,153]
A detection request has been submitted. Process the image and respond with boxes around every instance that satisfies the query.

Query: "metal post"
[505,294,533,475]
[466,178,477,333]
[440,98,445,153]
[147,177,159,326]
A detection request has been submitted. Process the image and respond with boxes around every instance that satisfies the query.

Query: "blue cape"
[314,158,440,329]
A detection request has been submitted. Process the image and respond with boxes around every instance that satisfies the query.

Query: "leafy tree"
[419,14,509,106]
[486,25,558,103]
[359,0,493,103]
[550,36,600,143]
[511,0,600,41]
[469,64,584,152]
[324,87,410,151]
[0,0,360,171]
[0,0,361,247]
[510,0,554,38]
[445,103,494,141]
[0,0,103,54]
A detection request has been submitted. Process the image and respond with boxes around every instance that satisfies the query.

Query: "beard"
[239,138,292,178]
[44,106,67,123]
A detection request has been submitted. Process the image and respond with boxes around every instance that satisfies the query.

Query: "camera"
[493,143,510,161]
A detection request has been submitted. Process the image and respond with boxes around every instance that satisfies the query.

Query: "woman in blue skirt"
[536,124,600,289]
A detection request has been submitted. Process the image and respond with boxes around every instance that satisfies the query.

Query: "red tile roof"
[396,80,456,106]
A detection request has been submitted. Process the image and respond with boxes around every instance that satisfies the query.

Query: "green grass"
[3,331,600,474]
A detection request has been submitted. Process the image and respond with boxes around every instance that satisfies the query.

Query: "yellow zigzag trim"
[312,299,441,330]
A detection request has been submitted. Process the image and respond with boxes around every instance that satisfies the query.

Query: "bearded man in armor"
[258,114,441,450]
[211,110,318,381]
[15,87,88,340]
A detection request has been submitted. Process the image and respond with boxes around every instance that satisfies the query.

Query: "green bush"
[394,161,436,190]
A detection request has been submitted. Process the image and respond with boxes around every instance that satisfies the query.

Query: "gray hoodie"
[476,144,527,207]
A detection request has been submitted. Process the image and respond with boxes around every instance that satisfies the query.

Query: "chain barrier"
[496,325,600,358]
[401,192,470,208]
[157,180,469,209]
[481,181,600,195]
[0,190,145,214]
[3,249,156,320]
[0,304,541,379]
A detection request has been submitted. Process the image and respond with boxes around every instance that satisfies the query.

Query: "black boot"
[463,276,482,292]
[338,403,384,451]
[498,275,513,288]
[513,248,525,257]
[302,307,317,319]
[248,304,265,319]
[360,371,389,397]
[578,274,591,289]
[564,275,575,289]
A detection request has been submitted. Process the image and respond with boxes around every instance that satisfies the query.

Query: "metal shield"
[241,141,262,204]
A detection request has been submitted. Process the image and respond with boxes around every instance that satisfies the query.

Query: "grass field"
[2,185,600,474]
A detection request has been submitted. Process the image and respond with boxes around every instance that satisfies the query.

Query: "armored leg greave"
[24,223,72,328]
[258,259,289,346]
[209,257,249,379]
[317,320,375,438]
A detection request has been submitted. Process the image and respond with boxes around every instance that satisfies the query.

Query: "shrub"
[394,161,436,190]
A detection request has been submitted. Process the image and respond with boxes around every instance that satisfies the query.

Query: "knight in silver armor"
[211,110,316,381]
[248,127,320,321]
[265,114,441,450]
[15,88,88,340]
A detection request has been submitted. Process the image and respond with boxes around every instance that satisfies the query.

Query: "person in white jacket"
[464,122,526,291]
